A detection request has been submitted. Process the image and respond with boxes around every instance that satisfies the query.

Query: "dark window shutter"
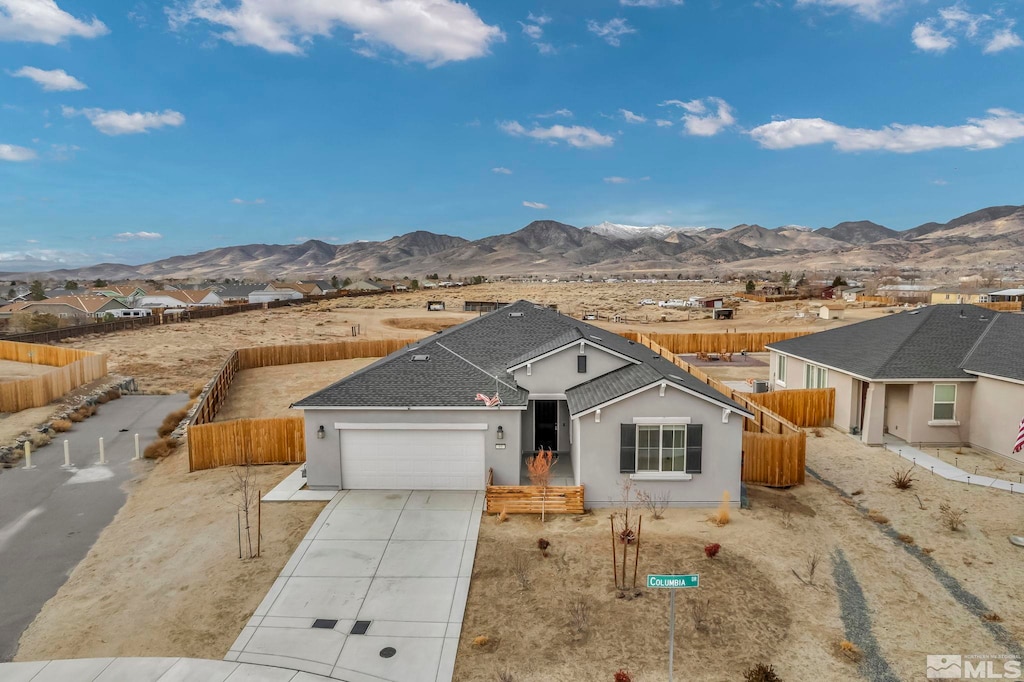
[619,424,636,473]
[578,355,587,373]
[685,424,703,474]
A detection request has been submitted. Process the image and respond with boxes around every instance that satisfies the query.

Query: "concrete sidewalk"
[228,490,483,682]
[884,440,1024,495]
[0,657,335,681]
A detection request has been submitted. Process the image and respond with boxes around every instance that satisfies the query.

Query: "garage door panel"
[340,429,485,490]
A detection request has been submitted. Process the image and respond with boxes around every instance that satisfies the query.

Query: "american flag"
[475,393,502,407]
[1014,417,1024,454]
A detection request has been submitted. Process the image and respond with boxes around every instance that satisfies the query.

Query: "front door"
[534,400,558,450]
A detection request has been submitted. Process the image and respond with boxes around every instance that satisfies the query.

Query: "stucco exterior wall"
[885,384,911,440]
[831,371,856,433]
[576,385,742,508]
[512,343,631,395]
[969,377,1024,462]
[301,407,523,489]
[905,382,973,446]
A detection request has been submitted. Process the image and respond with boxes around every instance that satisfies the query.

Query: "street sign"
[647,574,699,589]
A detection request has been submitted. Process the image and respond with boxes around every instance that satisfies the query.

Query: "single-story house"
[216,284,266,304]
[267,282,323,296]
[768,304,1024,461]
[293,300,752,506]
[249,289,304,304]
[88,285,150,307]
[301,280,335,294]
[988,288,1024,303]
[138,289,223,308]
[929,288,998,305]
[0,295,128,320]
[841,287,866,302]
[347,280,384,292]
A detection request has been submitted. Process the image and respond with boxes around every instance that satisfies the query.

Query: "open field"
[455,429,1024,681]
[214,357,379,421]
[15,447,323,662]
[0,360,53,383]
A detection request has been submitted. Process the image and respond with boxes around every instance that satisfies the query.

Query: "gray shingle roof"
[769,304,1020,381]
[565,363,663,415]
[294,299,746,413]
[962,314,1024,382]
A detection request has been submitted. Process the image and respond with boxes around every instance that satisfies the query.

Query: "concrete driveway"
[227,490,482,682]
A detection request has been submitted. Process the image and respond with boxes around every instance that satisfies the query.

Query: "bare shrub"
[105,388,121,400]
[51,419,72,432]
[838,640,862,662]
[939,503,967,531]
[510,551,531,590]
[143,436,179,459]
[743,663,781,682]
[636,488,670,519]
[780,510,794,529]
[897,533,915,545]
[81,404,96,417]
[890,467,916,490]
[472,635,489,647]
[867,510,889,525]
[28,432,51,448]
[527,448,553,522]
[710,490,730,526]
[188,381,205,399]
[793,550,821,586]
[811,427,824,438]
[689,597,711,633]
[68,411,84,423]
[567,594,590,635]
[496,671,515,682]
[95,393,110,404]
[157,406,189,438]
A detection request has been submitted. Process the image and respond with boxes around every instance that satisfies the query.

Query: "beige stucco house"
[768,305,1024,462]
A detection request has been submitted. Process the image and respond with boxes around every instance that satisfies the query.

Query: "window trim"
[577,355,587,373]
[931,383,957,422]
[804,363,828,389]
[776,354,787,387]
[635,424,687,474]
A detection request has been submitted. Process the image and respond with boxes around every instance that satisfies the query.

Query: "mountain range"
[5,205,1024,281]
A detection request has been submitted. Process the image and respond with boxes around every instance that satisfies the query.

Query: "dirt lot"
[15,446,323,662]
[215,357,378,421]
[0,359,53,382]
[455,430,1024,681]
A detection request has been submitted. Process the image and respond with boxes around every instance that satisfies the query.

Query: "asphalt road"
[0,393,189,662]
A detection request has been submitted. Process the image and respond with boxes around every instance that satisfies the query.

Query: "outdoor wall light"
[317,425,326,439]
[496,425,504,440]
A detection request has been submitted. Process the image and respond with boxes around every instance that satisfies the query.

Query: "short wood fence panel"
[485,485,585,515]
[0,340,107,412]
[188,417,305,471]
[746,388,835,428]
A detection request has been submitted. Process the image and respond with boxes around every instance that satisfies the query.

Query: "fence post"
[62,439,72,468]
[133,433,141,461]
[23,442,34,470]
[98,436,105,464]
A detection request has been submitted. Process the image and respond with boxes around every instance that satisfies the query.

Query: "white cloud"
[932,179,950,185]
[620,108,647,124]
[655,118,673,127]
[748,108,1024,153]
[114,231,163,241]
[604,176,630,184]
[10,66,87,91]
[231,197,266,204]
[167,0,504,66]
[985,25,1023,53]
[662,97,735,136]
[0,0,108,44]
[912,22,956,52]
[586,18,635,46]
[63,106,185,135]
[620,0,683,6]
[519,21,542,40]
[534,108,573,119]
[533,41,556,55]
[499,120,614,148]
[0,143,36,161]
[794,0,900,22]
[491,166,512,174]
[523,200,548,209]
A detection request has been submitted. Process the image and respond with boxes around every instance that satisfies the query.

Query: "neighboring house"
[929,288,998,305]
[987,288,1024,303]
[301,280,335,294]
[267,282,323,296]
[294,300,753,506]
[0,295,128,320]
[877,284,936,303]
[216,284,266,304]
[249,289,303,304]
[841,287,866,302]
[347,280,384,291]
[767,304,1024,461]
[89,285,150,307]
[138,289,223,308]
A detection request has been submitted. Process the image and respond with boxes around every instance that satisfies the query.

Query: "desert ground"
[8,285,994,681]
[0,359,53,382]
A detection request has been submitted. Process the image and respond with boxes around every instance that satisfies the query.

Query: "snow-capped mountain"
[583,221,710,241]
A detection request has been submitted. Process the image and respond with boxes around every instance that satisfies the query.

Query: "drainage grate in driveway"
[312,619,338,629]
[351,620,371,635]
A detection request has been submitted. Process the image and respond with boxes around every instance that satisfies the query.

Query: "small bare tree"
[689,598,711,633]
[234,459,261,559]
[636,488,670,520]
[510,550,531,590]
[567,593,590,636]
[527,448,554,522]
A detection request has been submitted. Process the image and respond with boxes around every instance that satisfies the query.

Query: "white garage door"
[339,428,486,490]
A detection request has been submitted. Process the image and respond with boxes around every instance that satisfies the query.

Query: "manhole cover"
[312,619,338,629]
[351,620,371,635]
[379,647,397,659]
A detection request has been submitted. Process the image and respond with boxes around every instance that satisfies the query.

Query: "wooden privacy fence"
[188,417,305,471]
[485,485,585,515]
[978,301,1023,312]
[746,388,835,428]
[624,331,813,354]
[187,337,415,471]
[0,340,107,412]
[732,292,800,303]
[856,296,897,305]
[630,333,809,487]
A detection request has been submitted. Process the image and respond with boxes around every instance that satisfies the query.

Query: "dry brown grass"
[710,490,731,526]
[28,432,52,448]
[188,381,205,399]
[157,407,190,438]
[106,388,122,400]
[51,419,73,432]
[897,533,915,545]
[143,436,179,460]
[95,393,110,404]
[867,510,890,525]
[382,316,464,332]
[939,503,968,531]
[68,411,84,423]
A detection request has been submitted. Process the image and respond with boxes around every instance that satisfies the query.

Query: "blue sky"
[1,0,1023,270]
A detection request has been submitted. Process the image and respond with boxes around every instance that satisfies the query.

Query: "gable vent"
[411,354,430,361]
[508,312,525,318]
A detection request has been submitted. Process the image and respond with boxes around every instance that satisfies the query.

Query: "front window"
[637,425,686,472]
[805,363,828,389]
[933,384,956,420]
[777,355,787,384]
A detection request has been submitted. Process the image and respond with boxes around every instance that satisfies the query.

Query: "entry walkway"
[227,490,483,682]
[884,438,1024,495]
[0,657,335,681]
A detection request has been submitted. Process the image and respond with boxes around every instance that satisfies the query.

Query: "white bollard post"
[63,439,71,468]
[98,436,105,465]
[23,442,33,469]
[133,433,141,461]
